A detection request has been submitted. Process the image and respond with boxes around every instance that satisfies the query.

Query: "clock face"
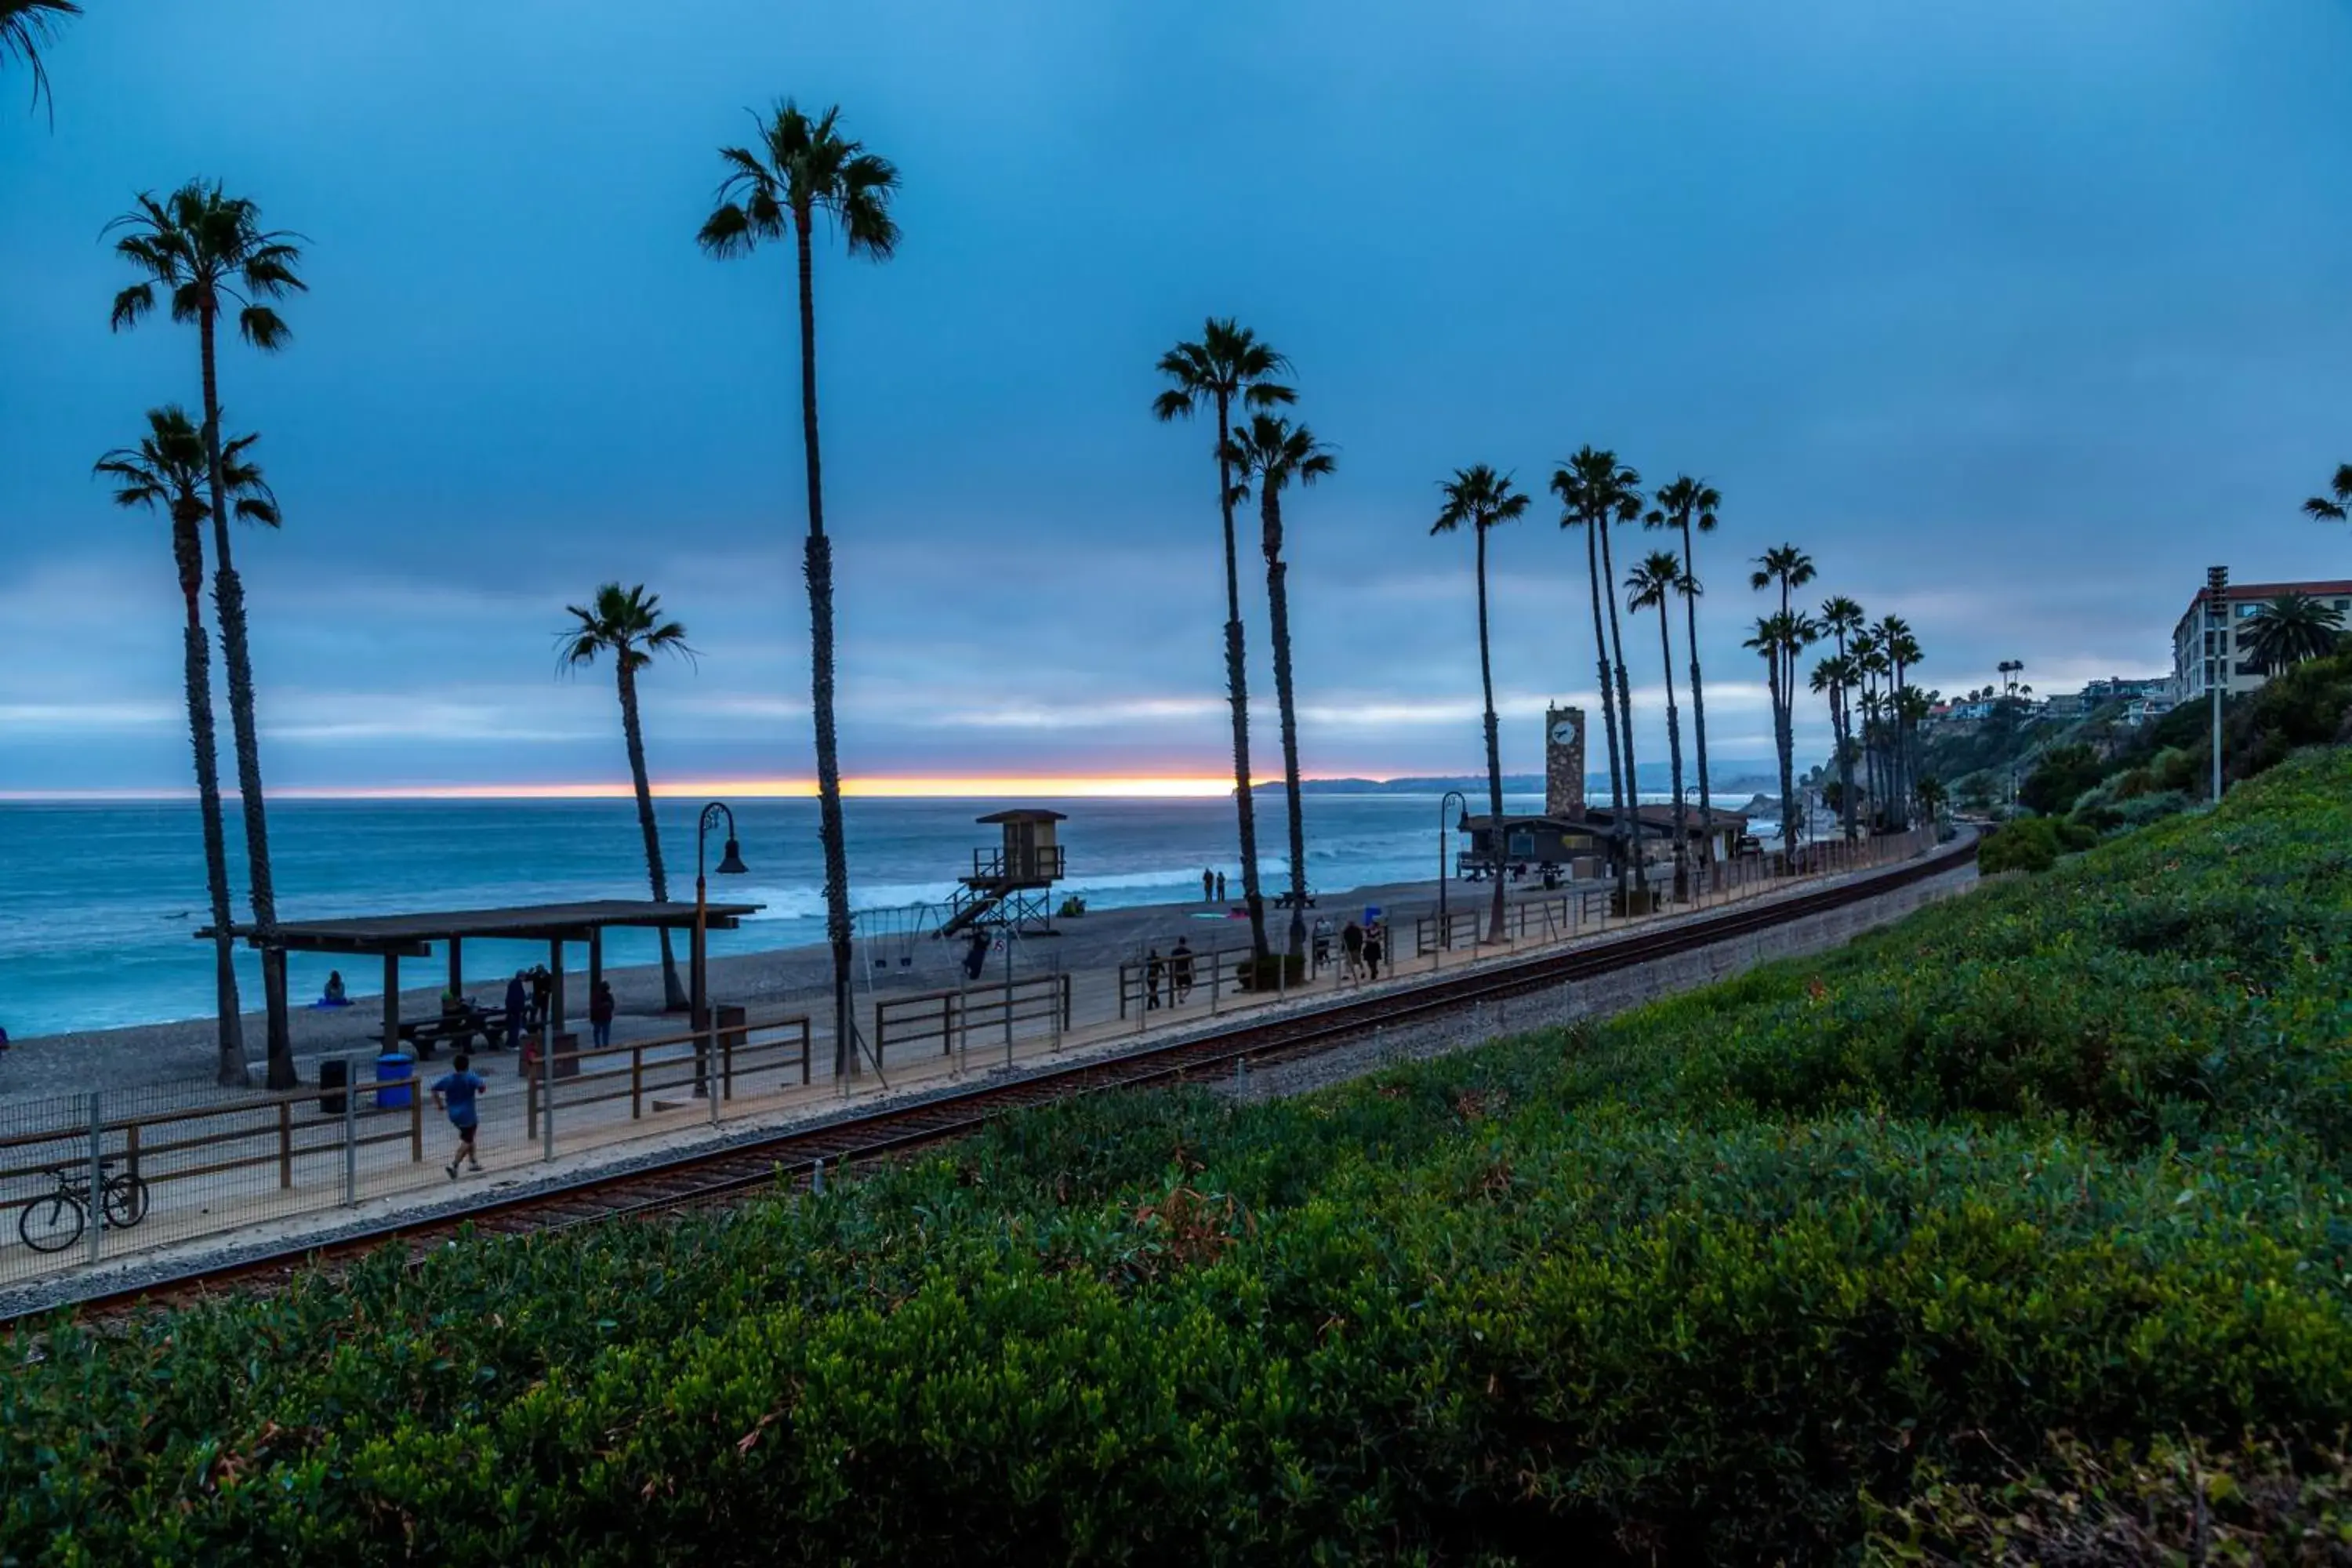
[1550,719,1580,745]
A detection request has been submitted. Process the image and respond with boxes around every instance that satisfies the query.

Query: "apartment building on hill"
[2171,579,2352,699]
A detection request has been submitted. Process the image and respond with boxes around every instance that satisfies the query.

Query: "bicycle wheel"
[17,1194,83,1254]
[102,1171,149,1229]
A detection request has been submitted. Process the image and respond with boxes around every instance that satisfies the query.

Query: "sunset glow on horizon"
[0,775,1266,803]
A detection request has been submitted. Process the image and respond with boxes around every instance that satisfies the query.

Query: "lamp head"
[716,837,749,877]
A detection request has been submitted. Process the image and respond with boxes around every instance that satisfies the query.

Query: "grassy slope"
[7,753,2352,1564]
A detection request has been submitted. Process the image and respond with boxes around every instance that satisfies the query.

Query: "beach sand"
[1,874,1585,1105]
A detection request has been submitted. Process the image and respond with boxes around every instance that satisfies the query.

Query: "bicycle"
[16,1160,150,1254]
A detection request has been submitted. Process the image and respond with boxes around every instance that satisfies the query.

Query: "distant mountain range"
[1256,764,1779,797]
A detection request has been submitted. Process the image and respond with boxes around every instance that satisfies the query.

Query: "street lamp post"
[1438,789,1468,949]
[693,800,749,1096]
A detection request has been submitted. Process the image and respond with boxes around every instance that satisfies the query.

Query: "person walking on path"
[430,1053,488,1179]
[1364,922,1385,982]
[589,981,616,1050]
[1201,869,1214,902]
[1145,948,1164,1010]
[1170,937,1196,1004]
[1341,920,1365,982]
[1312,915,1333,975]
[1215,871,1227,903]
[504,971,528,1051]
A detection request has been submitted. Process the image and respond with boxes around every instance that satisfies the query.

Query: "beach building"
[2171,579,2352,700]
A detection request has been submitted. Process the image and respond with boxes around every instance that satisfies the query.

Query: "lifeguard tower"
[942,808,1067,938]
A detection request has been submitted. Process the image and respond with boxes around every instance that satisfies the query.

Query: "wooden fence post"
[278,1099,293,1190]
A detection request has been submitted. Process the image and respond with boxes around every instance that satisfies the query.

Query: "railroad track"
[28,837,1975,1326]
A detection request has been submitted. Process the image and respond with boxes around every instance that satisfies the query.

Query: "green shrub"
[1979,816,2060,873]
[11,751,2352,1563]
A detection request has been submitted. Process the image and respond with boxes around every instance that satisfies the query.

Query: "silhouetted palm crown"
[1624,550,1690,612]
[108,183,306,350]
[1645,476,1719,535]
[561,585,695,674]
[2303,465,2352,524]
[1153,321,1296,426]
[1551,448,1644,526]
[95,408,278,529]
[2,0,78,118]
[697,101,901,258]
[2244,593,2344,670]
[1224,414,1335,510]
[1432,466,1530,536]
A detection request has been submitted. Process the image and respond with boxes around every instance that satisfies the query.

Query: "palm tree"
[1873,615,1921,828]
[1646,477,1720,869]
[1853,630,1886,828]
[1749,546,1817,850]
[1745,611,1818,848]
[1808,652,1858,848]
[698,100,899,1078]
[1625,551,1692,899]
[110,182,307,1087]
[1817,596,1866,841]
[1552,448,1648,898]
[561,585,697,1014]
[2302,464,2352,536]
[2,0,77,121]
[1152,319,1295,964]
[1432,466,1530,942]
[2243,592,2345,670]
[1222,412,1334,965]
[93,407,276,1087]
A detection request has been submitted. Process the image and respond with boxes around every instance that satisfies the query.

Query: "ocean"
[0,789,1753,1037]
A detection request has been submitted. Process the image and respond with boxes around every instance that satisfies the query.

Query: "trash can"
[320,1058,349,1116]
[551,1031,582,1080]
[374,1052,416,1109]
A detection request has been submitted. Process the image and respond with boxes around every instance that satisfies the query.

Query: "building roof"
[2178,580,2352,630]
[198,899,764,956]
[976,808,1069,824]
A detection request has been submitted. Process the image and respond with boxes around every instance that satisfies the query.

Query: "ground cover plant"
[8,751,2352,1563]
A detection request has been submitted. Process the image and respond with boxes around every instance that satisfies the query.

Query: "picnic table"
[1274,891,1318,909]
[397,1000,517,1060]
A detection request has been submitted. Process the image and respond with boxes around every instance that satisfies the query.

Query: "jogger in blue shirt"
[430,1054,488,1178]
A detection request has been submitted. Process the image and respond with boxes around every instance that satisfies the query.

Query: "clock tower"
[1544,706,1586,820]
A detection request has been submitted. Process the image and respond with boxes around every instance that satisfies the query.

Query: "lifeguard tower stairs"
[941,809,1066,938]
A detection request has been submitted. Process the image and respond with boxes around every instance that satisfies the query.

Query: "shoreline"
[0,872,1584,1105]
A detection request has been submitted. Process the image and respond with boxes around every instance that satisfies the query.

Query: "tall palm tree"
[1432,466,1530,942]
[1853,630,1889,828]
[1624,551,1692,899]
[1646,477,1720,867]
[1152,319,1295,964]
[110,181,307,1087]
[1745,611,1817,848]
[1222,412,1334,965]
[1749,546,1816,849]
[698,100,898,1078]
[2244,592,2345,670]
[1817,595,1866,841]
[1873,615,1921,829]
[1809,652,1858,846]
[1552,448,1648,898]
[2,0,78,121]
[93,407,276,1087]
[561,585,697,1013]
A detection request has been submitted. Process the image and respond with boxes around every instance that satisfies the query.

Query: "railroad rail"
[21,835,1975,1327]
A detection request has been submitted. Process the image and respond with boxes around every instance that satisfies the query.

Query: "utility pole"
[2207,565,2227,804]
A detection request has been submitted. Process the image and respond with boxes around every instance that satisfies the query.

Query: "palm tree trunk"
[1597,517,1644,893]
[1261,489,1308,964]
[1657,602,1686,900]
[176,510,249,1087]
[1214,393,1269,963]
[1583,521,1627,901]
[1476,527,1505,943]
[793,211,857,1079]
[1679,520,1713,874]
[1836,687,1857,843]
[1772,656,1795,851]
[1889,659,1908,829]
[200,307,292,1089]
[617,663,688,1011]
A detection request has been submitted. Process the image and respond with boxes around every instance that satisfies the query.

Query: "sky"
[3,0,2350,797]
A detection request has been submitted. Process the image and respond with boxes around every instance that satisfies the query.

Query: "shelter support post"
[383,954,401,1057]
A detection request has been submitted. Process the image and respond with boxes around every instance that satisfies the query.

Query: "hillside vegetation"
[9,753,2352,1563]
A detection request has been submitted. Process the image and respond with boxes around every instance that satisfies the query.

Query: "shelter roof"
[976,808,1069,824]
[198,899,763,956]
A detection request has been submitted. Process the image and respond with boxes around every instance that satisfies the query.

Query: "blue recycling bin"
[374,1052,416,1109]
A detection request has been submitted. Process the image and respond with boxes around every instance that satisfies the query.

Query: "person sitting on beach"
[590,981,616,1050]
[440,988,463,1018]
[1169,938,1195,1004]
[504,971,529,1050]
[322,971,348,1006]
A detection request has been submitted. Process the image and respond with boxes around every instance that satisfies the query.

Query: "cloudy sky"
[3,0,2348,796]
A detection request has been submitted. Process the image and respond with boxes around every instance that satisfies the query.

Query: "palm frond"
[2,0,80,122]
